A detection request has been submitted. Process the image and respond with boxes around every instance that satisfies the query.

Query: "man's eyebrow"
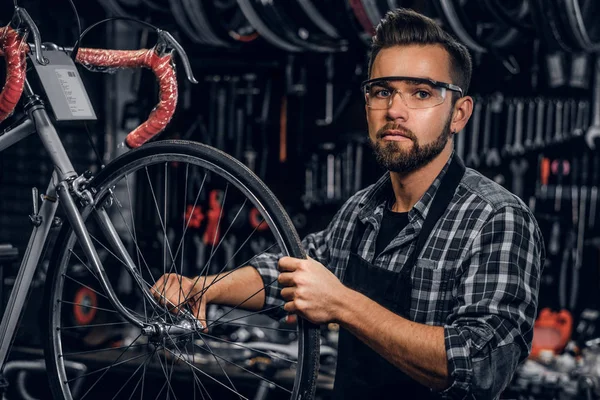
[403,78,435,86]
[368,80,393,88]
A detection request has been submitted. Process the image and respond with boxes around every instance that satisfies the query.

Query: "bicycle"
[0,5,320,399]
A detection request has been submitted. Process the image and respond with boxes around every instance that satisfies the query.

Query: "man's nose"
[386,91,409,120]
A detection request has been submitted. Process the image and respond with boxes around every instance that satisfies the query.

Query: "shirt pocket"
[410,259,455,324]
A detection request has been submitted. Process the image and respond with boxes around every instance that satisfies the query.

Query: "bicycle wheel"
[44,140,320,400]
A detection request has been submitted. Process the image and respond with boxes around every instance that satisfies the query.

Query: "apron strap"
[403,155,466,272]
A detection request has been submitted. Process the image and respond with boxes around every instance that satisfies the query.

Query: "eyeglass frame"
[360,76,464,109]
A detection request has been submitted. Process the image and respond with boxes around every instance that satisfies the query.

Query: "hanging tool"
[242,74,258,171]
[573,100,589,137]
[589,153,599,229]
[509,158,528,199]
[533,98,546,149]
[466,100,482,167]
[585,55,600,149]
[316,53,335,126]
[544,99,556,145]
[485,94,502,167]
[553,159,570,213]
[502,99,515,157]
[511,99,525,156]
[572,153,589,310]
[524,98,536,150]
[481,97,493,160]
[203,189,224,247]
[554,100,564,143]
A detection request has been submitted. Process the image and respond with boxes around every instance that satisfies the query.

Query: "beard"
[368,115,452,174]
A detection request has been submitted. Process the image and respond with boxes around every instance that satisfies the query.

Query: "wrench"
[544,99,556,145]
[533,98,546,149]
[572,100,589,137]
[562,98,573,139]
[589,153,599,229]
[481,98,493,159]
[524,99,536,150]
[455,126,466,161]
[554,100,564,143]
[485,94,502,167]
[466,100,483,168]
[585,55,600,149]
[511,99,525,156]
[509,158,528,199]
[502,99,515,157]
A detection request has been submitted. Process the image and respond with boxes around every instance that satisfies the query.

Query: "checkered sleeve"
[440,206,545,399]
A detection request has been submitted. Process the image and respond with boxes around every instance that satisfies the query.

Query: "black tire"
[44,140,320,400]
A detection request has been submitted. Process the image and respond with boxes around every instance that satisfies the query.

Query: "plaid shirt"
[252,154,545,399]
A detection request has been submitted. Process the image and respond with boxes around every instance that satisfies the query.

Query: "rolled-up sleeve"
[441,206,545,399]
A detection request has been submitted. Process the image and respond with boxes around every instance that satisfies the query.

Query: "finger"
[280,287,295,301]
[277,272,295,287]
[277,257,301,272]
[283,301,296,314]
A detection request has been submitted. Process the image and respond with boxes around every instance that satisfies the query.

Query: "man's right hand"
[150,274,210,329]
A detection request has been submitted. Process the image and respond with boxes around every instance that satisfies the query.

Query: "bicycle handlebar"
[76,48,178,148]
[0,27,27,122]
[0,29,181,148]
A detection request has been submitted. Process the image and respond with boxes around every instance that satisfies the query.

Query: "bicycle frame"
[0,78,153,370]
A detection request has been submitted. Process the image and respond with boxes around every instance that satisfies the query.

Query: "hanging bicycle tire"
[44,140,320,400]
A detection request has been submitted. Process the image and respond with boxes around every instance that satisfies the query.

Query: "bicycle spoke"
[111,349,155,400]
[144,166,176,275]
[72,334,144,398]
[205,278,281,329]
[200,331,297,364]
[62,273,108,301]
[208,304,283,330]
[61,342,148,357]
[200,319,295,333]
[60,321,130,330]
[164,241,278,319]
[155,344,179,400]
[175,197,249,315]
[57,300,119,315]
[162,347,249,400]
[176,329,243,400]
[190,337,292,394]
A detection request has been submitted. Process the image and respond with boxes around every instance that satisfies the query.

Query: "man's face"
[366,45,456,173]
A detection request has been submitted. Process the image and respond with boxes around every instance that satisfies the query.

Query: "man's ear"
[450,96,473,134]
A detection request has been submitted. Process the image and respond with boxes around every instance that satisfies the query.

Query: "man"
[152,8,545,399]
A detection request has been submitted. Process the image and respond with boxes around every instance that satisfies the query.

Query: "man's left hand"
[278,256,346,324]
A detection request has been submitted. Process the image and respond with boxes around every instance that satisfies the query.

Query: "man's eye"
[414,90,431,99]
[373,89,391,98]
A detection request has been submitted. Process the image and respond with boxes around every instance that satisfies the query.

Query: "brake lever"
[12,7,47,65]
[156,30,198,84]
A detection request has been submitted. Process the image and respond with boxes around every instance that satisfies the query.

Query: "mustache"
[376,123,415,140]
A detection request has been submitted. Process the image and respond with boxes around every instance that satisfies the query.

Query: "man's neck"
[388,145,453,213]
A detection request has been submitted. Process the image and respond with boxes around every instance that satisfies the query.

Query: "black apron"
[332,156,465,399]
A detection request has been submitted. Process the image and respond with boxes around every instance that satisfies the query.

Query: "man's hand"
[151,274,209,329]
[278,256,347,324]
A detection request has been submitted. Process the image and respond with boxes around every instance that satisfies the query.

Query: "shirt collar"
[358,151,457,223]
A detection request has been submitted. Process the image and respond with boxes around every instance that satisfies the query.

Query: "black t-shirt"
[374,204,409,258]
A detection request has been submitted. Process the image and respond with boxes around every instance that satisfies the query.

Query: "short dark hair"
[368,8,472,97]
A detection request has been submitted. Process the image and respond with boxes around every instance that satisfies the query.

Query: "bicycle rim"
[44,140,319,400]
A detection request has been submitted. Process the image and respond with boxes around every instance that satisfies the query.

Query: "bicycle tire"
[43,140,320,400]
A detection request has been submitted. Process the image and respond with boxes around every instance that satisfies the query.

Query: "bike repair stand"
[0,243,19,397]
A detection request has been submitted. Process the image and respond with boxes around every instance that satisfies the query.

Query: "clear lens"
[364,79,447,109]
